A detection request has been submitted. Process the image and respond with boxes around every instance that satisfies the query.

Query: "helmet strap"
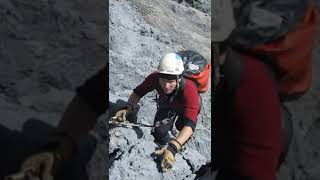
[168,75,181,103]
[176,75,182,90]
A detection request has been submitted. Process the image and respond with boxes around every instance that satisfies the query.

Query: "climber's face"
[159,78,177,94]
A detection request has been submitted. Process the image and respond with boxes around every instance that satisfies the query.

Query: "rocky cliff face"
[0,0,106,130]
[0,0,210,179]
[108,0,211,179]
[1,0,320,179]
[277,27,320,180]
[0,0,107,179]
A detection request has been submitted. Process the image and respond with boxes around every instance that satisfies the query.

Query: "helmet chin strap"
[168,75,181,103]
[176,75,181,90]
[176,75,179,89]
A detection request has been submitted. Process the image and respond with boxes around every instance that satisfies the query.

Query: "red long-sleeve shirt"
[215,54,282,180]
[133,72,200,127]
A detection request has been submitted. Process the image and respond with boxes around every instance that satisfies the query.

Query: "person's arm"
[20,67,107,178]
[178,79,200,144]
[126,92,141,111]
[114,73,157,121]
[226,56,282,180]
[57,95,100,141]
[132,72,158,98]
[126,72,158,111]
[20,95,101,179]
[175,126,193,145]
[57,67,107,141]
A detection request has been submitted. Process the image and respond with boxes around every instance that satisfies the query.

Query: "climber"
[212,0,318,179]
[113,52,201,172]
[212,1,283,179]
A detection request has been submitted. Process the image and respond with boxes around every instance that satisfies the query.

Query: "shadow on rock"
[195,162,212,179]
[0,118,97,180]
[0,118,54,179]
[150,148,164,173]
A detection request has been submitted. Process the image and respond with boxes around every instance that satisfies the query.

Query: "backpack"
[250,4,318,100]
[231,4,318,101]
[229,0,309,48]
[176,50,211,93]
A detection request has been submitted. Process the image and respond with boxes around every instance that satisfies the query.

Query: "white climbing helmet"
[212,0,236,42]
[157,53,184,75]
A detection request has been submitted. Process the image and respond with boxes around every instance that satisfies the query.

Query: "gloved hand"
[114,103,133,122]
[154,139,182,172]
[20,132,75,180]
[20,152,57,180]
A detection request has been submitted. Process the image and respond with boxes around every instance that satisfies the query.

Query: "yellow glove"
[19,132,75,180]
[155,139,182,172]
[114,104,134,122]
